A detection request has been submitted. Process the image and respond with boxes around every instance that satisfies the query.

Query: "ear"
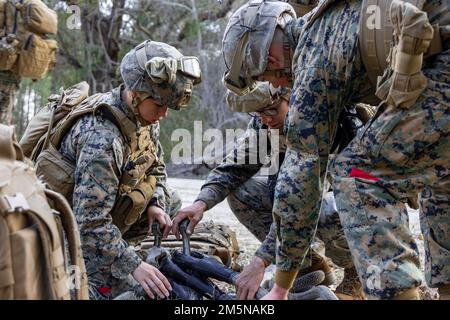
[267,55,283,69]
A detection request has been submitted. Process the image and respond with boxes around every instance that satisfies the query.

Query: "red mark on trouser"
[98,287,111,295]
[349,167,379,181]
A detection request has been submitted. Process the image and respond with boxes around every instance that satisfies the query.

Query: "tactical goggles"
[134,41,202,109]
[145,56,202,85]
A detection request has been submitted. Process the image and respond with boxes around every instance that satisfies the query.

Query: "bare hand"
[261,283,289,300]
[132,261,172,299]
[172,200,206,239]
[147,205,172,239]
[236,256,265,300]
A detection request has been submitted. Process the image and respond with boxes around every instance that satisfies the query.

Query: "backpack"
[0,0,58,80]
[19,81,91,161]
[20,82,158,234]
[304,0,443,106]
[0,124,88,299]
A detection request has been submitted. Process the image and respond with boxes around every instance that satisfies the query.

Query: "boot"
[392,288,420,300]
[438,284,450,300]
[262,270,326,294]
[297,252,335,287]
[335,266,365,300]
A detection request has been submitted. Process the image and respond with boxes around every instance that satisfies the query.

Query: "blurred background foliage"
[12,0,250,176]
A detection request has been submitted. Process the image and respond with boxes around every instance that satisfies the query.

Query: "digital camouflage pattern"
[0,70,20,125]
[196,117,354,273]
[271,0,365,286]
[331,18,450,298]
[196,116,286,211]
[57,85,180,299]
[223,0,449,297]
[197,116,287,265]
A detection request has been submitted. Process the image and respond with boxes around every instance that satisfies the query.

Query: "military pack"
[0,0,58,80]
[20,82,158,234]
[0,124,88,299]
[141,221,241,270]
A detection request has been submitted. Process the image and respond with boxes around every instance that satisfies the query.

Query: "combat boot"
[438,284,450,300]
[297,252,335,287]
[335,266,365,300]
[392,288,420,300]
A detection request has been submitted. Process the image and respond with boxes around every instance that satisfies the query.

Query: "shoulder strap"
[359,0,429,87]
[12,0,23,35]
[135,40,150,70]
[2,1,7,34]
[49,96,138,150]
[45,189,89,300]
[94,103,138,145]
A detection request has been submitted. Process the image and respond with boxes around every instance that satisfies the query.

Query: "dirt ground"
[168,177,439,300]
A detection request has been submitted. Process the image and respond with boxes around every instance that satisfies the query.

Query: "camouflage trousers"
[227,176,354,270]
[0,70,20,125]
[331,50,450,299]
[88,188,182,300]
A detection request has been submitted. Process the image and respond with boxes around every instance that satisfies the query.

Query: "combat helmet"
[121,40,202,110]
[226,81,291,113]
[222,0,296,95]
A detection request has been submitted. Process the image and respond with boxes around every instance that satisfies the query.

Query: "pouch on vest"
[13,34,57,80]
[358,0,440,108]
[0,0,58,76]
[18,0,58,35]
[0,36,20,70]
[375,1,434,109]
[0,124,89,300]
[23,84,158,236]
[111,174,157,234]
[34,142,76,204]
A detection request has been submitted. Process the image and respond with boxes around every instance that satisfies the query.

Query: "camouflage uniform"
[196,116,353,270]
[222,0,450,297]
[58,85,181,299]
[234,0,449,298]
[330,1,450,298]
[0,70,20,125]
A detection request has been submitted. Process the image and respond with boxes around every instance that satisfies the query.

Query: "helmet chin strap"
[131,94,152,127]
[283,34,293,87]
